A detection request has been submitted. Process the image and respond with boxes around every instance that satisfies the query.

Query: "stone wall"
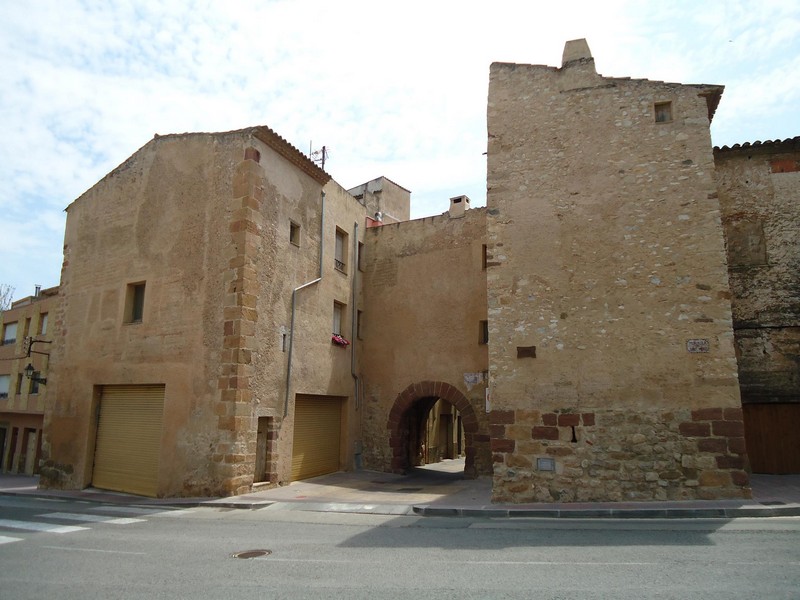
[491,407,747,502]
[715,138,800,403]
[485,40,747,502]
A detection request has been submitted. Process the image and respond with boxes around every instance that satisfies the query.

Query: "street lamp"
[24,363,47,385]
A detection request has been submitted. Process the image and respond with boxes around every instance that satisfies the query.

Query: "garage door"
[291,395,342,481]
[92,385,165,497]
[743,403,800,474]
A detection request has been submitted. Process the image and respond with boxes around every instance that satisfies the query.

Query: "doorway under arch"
[387,381,487,478]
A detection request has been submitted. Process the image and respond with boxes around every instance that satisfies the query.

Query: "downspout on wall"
[351,220,360,410]
[284,191,325,417]
[351,220,362,469]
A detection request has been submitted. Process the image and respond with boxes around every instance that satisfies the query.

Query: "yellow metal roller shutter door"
[92,385,165,497]
[291,395,342,481]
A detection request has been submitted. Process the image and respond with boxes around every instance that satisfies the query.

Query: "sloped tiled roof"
[714,136,800,152]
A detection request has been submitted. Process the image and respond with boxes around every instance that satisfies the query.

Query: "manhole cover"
[231,549,272,559]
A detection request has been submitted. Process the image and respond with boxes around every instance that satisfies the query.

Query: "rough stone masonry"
[485,39,748,502]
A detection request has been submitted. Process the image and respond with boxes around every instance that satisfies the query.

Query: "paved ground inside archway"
[237,457,492,506]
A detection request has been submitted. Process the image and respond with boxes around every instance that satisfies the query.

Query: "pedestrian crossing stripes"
[0,535,22,545]
[37,512,146,525]
[0,504,177,547]
[0,519,89,534]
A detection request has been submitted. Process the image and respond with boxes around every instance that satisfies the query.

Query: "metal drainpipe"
[350,221,360,410]
[284,191,325,417]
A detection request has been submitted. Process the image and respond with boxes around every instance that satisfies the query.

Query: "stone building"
[715,136,800,474]
[38,40,796,501]
[485,39,745,502]
[41,127,372,496]
[0,286,56,474]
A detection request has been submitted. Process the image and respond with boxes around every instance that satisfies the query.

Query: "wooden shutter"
[92,385,165,497]
[291,395,342,481]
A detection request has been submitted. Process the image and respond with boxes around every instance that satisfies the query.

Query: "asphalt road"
[1,495,799,599]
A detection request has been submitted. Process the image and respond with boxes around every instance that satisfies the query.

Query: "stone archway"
[387,381,486,478]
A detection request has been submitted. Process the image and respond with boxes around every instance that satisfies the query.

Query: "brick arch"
[387,381,482,478]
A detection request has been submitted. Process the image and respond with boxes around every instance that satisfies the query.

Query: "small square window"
[479,320,489,344]
[654,101,673,123]
[290,221,300,246]
[125,282,146,323]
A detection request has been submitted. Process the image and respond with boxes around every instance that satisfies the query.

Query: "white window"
[39,313,48,335]
[2,322,17,345]
[0,374,9,399]
[333,301,344,335]
[334,228,348,273]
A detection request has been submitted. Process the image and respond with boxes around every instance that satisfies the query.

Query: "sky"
[1,0,798,302]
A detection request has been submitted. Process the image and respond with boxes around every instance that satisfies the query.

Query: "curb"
[4,488,799,519]
[412,504,800,519]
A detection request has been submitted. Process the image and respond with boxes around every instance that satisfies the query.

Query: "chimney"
[448,195,470,219]
[34,285,41,297]
[561,38,593,66]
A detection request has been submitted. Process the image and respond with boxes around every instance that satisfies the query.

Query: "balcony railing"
[334,259,345,272]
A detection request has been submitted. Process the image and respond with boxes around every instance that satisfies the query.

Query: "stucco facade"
[359,201,490,478]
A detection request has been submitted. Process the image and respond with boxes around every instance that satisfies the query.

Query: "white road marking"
[259,558,659,566]
[0,535,22,545]
[0,498,68,510]
[38,512,145,524]
[42,545,146,555]
[0,519,89,534]
[88,506,169,516]
[149,509,196,518]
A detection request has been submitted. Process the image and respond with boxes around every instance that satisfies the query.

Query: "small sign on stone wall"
[686,339,710,353]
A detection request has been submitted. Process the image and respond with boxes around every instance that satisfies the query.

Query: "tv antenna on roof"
[309,143,328,171]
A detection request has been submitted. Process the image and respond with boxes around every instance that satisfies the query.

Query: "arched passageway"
[386,381,487,478]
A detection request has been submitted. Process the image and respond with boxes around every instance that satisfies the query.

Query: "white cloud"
[0,0,797,298]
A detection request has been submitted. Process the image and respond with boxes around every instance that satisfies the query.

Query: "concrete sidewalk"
[2,459,799,519]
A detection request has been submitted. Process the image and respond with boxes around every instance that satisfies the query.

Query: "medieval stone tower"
[485,39,747,502]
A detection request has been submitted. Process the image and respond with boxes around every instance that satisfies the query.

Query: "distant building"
[39,40,798,500]
[0,286,57,474]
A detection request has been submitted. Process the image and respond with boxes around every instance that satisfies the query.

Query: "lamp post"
[24,363,47,385]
